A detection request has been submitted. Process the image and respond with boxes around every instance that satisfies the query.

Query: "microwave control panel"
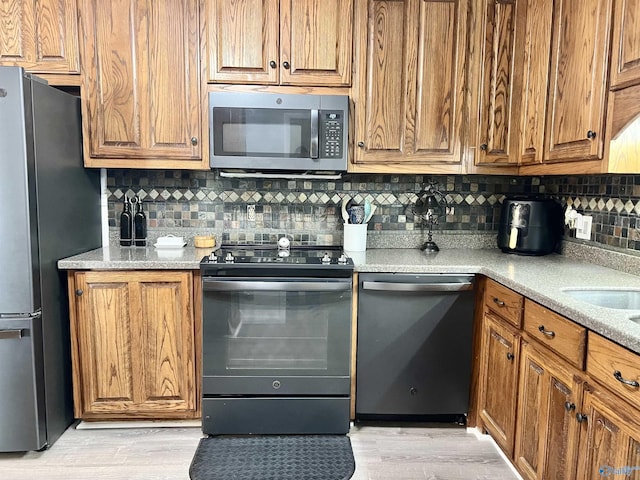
[320,111,344,158]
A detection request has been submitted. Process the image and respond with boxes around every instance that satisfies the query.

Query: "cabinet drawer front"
[523,299,586,369]
[484,279,523,327]
[587,332,640,407]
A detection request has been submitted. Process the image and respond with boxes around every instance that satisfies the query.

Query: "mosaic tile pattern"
[106,170,640,253]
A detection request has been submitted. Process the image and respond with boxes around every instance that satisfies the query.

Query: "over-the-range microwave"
[209,91,349,173]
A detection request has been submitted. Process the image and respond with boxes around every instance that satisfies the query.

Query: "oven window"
[213,107,310,158]
[202,282,351,376]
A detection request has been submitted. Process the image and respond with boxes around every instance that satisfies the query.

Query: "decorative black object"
[189,435,356,480]
[414,182,447,253]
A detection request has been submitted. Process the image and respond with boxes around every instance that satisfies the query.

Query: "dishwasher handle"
[361,281,473,292]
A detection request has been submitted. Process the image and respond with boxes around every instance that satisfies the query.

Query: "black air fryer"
[497,197,563,255]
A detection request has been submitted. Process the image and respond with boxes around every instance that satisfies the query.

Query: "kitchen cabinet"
[610,0,640,90]
[205,0,353,86]
[68,271,197,419]
[0,0,80,84]
[477,279,523,457]
[473,0,521,167]
[514,339,584,480]
[541,0,612,165]
[78,0,205,169]
[350,0,468,173]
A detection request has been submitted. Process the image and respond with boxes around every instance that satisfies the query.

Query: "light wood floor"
[0,422,519,480]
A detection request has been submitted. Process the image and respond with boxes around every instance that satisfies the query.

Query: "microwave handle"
[310,109,319,159]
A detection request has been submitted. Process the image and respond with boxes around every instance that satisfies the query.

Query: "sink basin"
[562,288,640,310]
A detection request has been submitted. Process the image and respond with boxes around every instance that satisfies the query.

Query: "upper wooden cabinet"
[542,0,612,164]
[610,0,640,90]
[205,0,353,86]
[78,0,206,169]
[350,0,468,173]
[69,270,197,419]
[474,0,521,167]
[0,0,79,78]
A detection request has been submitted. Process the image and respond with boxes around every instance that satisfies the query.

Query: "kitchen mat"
[189,434,355,480]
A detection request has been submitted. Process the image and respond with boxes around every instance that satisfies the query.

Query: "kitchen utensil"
[341,197,350,223]
[348,205,365,224]
[364,204,377,223]
[364,200,371,222]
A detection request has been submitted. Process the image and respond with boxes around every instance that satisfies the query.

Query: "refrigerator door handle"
[0,309,41,320]
[0,329,23,340]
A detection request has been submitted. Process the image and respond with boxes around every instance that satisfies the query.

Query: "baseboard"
[76,419,202,430]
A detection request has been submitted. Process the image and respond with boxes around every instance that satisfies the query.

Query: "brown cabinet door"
[353,0,466,168]
[206,0,279,84]
[73,271,196,418]
[280,0,353,86]
[479,312,520,457]
[543,0,612,163]
[79,0,203,167]
[0,0,79,73]
[576,387,640,479]
[610,0,640,90]
[514,341,583,480]
[475,0,519,166]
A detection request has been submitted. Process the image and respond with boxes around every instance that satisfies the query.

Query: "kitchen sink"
[561,288,640,310]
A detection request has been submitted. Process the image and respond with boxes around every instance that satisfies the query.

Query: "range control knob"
[321,253,332,264]
[208,252,218,263]
[338,254,348,264]
[225,253,235,263]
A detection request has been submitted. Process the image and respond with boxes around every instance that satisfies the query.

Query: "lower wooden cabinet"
[478,311,521,456]
[68,270,198,419]
[514,340,584,480]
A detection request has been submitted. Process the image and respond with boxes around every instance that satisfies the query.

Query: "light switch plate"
[576,215,592,240]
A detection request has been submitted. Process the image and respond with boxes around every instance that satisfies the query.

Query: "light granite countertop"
[58,246,640,355]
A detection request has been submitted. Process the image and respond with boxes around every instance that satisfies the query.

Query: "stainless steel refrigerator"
[0,66,101,452]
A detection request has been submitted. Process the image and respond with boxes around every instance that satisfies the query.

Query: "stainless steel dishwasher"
[356,273,475,422]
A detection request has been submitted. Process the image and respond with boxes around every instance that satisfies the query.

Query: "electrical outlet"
[576,214,592,240]
[247,204,256,221]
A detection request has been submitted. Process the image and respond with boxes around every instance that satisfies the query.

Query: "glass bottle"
[133,197,147,246]
[119,196,133,246]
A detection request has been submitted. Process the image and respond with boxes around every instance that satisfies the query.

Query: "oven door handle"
[361,281,473,292]
[203,279,351,292]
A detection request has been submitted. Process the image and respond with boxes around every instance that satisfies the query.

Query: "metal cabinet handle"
[613,370,640,388]
[480,143,488,151]
[282,61,290,69]
[493,297,505,307]
[538,325,556,338]
[357,141,365,148]
[564,402,575,412]
[0,329,23,340]
[269,60,277,68]
[586,130,597,139]
[75,289,83,296]
[506,352,514,361]
[190,137,198,146]
[576,413,588,423]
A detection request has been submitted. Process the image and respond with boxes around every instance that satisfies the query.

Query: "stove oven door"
[201,276,352,396]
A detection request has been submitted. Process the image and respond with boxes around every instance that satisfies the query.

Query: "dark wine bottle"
[134,197,147,246]
[119,196,133,246]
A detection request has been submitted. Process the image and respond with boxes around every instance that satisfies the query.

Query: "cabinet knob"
[480,143,488,151]
[269,60,277,69]
[575,413,588,423]
[564,401,575,412]
[357,141,365,148]
[506,352,514,361]
[75,289,83,296]
[586,130,597,139]
[409,387,418,396]
[190,137,198,146]
[282,61,290,70]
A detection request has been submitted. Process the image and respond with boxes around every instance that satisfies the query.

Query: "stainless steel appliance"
[209,91,349,172]
[497,197,563,255]
[200,245,354,435]
[0,66,101,451]
[356,274,475,421]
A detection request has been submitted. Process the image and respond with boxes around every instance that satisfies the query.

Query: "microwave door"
[310,109,319,159]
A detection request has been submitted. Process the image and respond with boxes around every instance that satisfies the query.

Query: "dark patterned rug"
[189,434,355,480]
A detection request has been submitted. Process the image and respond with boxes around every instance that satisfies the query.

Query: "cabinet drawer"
[523,299,586,369]
[484,279,523,327]
[587,332,640,407]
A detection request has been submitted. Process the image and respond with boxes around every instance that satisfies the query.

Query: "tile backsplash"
[107,170,640,253]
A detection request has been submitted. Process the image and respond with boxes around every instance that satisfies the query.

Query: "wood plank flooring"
[0,422,519,480]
